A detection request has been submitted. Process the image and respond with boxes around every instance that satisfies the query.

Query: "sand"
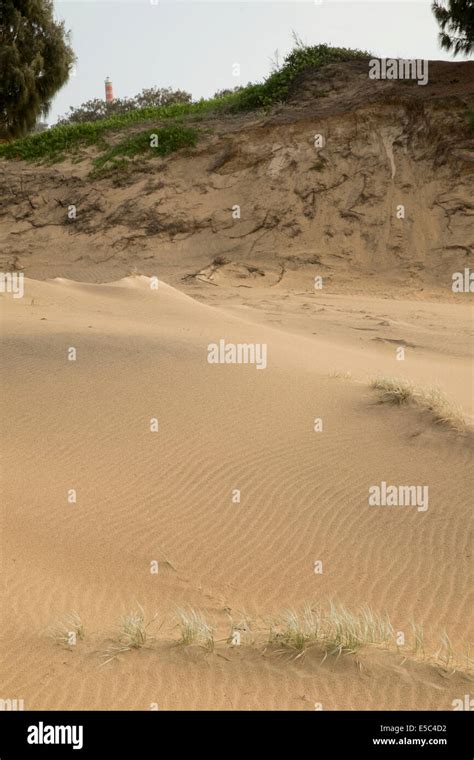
[1,275,472,710]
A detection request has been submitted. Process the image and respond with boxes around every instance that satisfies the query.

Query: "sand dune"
[1,276,472,710]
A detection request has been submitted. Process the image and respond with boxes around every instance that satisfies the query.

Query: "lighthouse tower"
[105,77,114,103]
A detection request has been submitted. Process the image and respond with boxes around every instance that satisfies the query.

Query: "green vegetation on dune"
[90,124,199,177]
[0,43,370,167]
[229,42,370,110]
[0,121,107,162]
[0,99,221,163]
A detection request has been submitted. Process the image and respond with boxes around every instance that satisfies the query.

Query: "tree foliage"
[432,0,474,56]
[212,86,245,100]
[0,0,75,138]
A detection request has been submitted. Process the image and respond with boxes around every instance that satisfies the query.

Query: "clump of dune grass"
[176,608,215,651]
[370,376,468,431]
[102,605,157,664]
[268,604,322,656]
[413,629,473,674]
[323,601,393,657]
[48,612,84,647]
[370,376,414,405]
[421,387,467,430]
[268,602,393,658]
[62,600,472,676]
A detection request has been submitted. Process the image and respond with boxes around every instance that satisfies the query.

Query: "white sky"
[50,0,459,124]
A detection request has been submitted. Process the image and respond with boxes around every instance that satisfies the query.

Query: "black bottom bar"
[0,711,472,757]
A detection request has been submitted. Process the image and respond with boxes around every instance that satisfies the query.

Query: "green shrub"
[230,42,370,111]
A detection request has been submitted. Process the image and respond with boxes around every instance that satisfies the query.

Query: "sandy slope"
[1,276,472,710]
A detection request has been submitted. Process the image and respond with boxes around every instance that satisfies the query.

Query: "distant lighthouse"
[105,77,114,103]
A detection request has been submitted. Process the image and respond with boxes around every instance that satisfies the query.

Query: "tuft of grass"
[323,602,393,656]
[371,376,468,430]
[420,386,467,430]
[48,611,84,647]
[176,608,215,651]
[102,605,157,664]
[268,601,392,658]
[268,604,322,656]
[118,609,148,648]
[371,376,414,406]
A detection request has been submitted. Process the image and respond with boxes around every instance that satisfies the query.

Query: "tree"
[432,0,474,56]
[0,0,75,139]
[133,87,191,109]
[57,87,192,126]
